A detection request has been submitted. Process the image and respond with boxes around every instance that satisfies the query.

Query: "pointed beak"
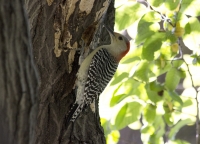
[104,25,115,37]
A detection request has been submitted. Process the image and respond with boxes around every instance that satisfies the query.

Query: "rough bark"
[24,0,115,144]
[0,0,39,144]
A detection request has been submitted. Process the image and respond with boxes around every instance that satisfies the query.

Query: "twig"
[182,56,199,144]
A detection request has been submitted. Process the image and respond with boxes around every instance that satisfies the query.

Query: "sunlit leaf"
[163,100,173,113]
[110,72,129,85]
[121,56,140,64]
[164,113,173,126]
[180,96,193,108]
[128,121,142,130]
[143,104,156,124]
[165,0,180,10]
[149,134,164,143]
[153,115,165,137]
[180,0,200,16]
[115,1,147,31]
[110,79,140,106]
[110,94,128,107]
[146,88,163,103]
[133,60,149,82]
[114,102,142,130]
[135,11,161,44]
[141,125,155,135]
[183,17,200,53]
[172,60,184,68]
[142,33,165,61]
[181,96,197,117]
[133,83,149,101]
[141,116,165,142]
[142,11,161,23]
[168,91,183,105]
[166,31,178,44]
[150,60,172,76]
[106,130,120,144]
[165,68,181,90]
[148,0,163,7]
[149,81,164,92]
[159,32,179,60]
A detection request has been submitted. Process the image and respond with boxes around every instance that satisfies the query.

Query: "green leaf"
[148,0,163,7]
[135,11,160,44]
[183,17,200,53]
[141,125,155,134]
[159,33,178,60]
[128,121,142,130]
[115,2,147,31]
[111,72,129,85]
[164,113,173,126]
[165,0,180,10]
[166,31,178,44]
[147,90,163,103]
[165,68,181,90]
[150,60,172,76]
[180,0,200,16]
[114,102,142,130]
[149,134,164,143]
[121,56,140,64]
[160,45,173,60]
[142,33,165,61]
[146,82,164,103]
[133,60,149,82]
[143,104,156,124]
[141,116,165,143]
[133,83,149,101]
[169,119,193,139]
[106,130,120,144]
[172,60,184,68]
[142,11,161,23]
[110,79,140,106]
[153,116,165,137]
[179,96,193,108]
[149,81,163,92]
[168,91,183,105]
[110,94,127,107]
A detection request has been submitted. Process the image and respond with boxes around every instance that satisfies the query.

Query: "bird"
[65,26,130,128]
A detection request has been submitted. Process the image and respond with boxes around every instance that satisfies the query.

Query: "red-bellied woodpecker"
[66,27,130,126]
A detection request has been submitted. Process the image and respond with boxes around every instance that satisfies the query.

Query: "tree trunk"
[0,0,39,144]
[0,0,115,144]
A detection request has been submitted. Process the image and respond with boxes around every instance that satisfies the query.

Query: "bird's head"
[104,26,130,62]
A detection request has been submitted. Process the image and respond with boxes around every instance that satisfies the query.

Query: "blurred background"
[99,0,200,143]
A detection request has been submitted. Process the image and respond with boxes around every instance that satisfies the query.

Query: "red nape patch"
[118,41,130,62]
[126,42,130,53]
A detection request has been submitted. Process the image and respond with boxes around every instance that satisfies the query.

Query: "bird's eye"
[118,36,123,40]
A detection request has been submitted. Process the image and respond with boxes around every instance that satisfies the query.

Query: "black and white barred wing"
[84,48,118,105]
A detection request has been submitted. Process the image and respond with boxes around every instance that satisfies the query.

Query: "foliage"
[100,0,200,143]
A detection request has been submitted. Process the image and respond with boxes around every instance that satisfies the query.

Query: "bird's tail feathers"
[65,103,84,128]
